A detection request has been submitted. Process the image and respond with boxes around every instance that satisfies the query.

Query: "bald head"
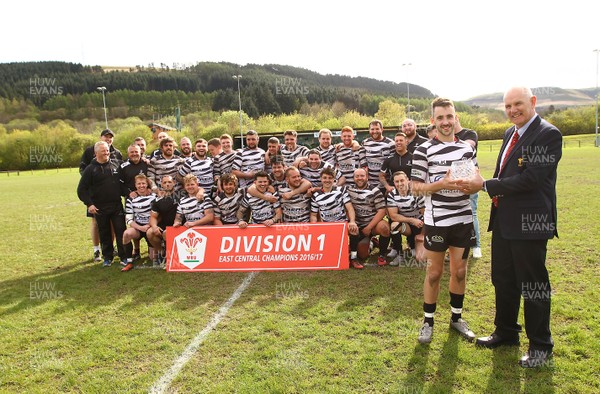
[503,86,537,129]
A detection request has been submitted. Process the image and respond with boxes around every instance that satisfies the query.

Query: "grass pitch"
[0,135,599,393]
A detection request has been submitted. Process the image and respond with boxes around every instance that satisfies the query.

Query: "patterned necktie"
[493,131,520,208]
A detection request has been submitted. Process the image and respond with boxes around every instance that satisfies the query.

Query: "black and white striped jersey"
[178,156,214,191]
[278,185,311,223]
[362,137,394,188]
[299,162,334,187]
[149,153,185,191]
[215,151,238,177]
[316,145,336,166]
[232,148,266,188]
[125,193,157,225]
[346,186,386,228]
[269,174,288,191]
[213,190,244,225]
[334,146,367,187]
[411,138,474,227]
[386,188,425,219]
[310,186,351,223]
[280,145,309,167]
[177,195,214,222]
[240,191,280,224]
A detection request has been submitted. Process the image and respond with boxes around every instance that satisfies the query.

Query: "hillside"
[0,61,437,120]
[464,87,596,110]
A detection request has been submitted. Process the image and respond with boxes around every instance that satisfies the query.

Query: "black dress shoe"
[518,349,553,368]
[475,333,520,348]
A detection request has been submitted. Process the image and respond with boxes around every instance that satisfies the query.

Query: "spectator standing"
[77,141,128,267]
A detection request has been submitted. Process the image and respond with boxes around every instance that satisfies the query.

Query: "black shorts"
[423,223,475,252]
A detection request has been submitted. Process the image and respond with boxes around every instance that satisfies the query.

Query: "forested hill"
[0,61,433,117]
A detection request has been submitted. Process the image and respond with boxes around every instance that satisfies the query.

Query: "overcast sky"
[2,0,599,101]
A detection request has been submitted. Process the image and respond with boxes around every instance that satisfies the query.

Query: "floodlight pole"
[233,75,244,148]
[594,49,599,147]
[402,63,412,118]
[97,86,108,129]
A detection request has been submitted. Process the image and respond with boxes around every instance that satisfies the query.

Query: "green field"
[1,135,599,393]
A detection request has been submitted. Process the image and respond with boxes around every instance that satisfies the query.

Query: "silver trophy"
[450,160,475,180]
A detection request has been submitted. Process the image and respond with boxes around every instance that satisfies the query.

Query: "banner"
[165,222,349,272]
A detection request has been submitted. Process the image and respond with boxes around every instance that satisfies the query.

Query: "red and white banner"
[165,222,349,272]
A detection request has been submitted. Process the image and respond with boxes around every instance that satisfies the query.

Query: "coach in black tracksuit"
[78,141,129,265]
[460,86,562,368]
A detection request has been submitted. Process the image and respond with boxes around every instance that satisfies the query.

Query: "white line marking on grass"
[149,271,257,394]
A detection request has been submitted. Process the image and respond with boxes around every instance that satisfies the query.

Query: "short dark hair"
[431,97,454,114]
[254,170,269,180]
[307,149,321,158]
[369,119,383,129]
[271,156,285,166]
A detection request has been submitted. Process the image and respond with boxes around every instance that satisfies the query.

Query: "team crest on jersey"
[174,228,207,269]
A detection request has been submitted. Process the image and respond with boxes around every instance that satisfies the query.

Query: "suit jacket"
[486,115,562,240]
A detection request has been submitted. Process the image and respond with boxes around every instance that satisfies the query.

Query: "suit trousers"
[491,219,554,351]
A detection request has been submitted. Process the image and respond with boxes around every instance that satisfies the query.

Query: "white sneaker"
[472,247,482,259]
[389,254,404,267]
[418,322,433,344]
[387,249,398,258]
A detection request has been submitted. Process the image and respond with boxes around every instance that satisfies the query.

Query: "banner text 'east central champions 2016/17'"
[166,222,349,272]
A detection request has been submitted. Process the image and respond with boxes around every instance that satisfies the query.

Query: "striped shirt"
[278,185,311,222]
[178,156,214,190]
[362,136,395,188]
[411,138,474,226]
[149,153,185,191]
[177,195,214,223]
[280,145,309,167]
[213,190,244,225]
[232,147,266,188]
[240,191,280,224]
[215,151,238,177]
[299,161,334,187]
[125,193,157,225]
[311,186,351,222]
[317,145,336,166]
[334,146,367,187]
[386,189,425,218]
[269,174,288,191]
[346,186,386,228]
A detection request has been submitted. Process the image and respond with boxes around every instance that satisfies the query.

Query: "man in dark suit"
[459,86,562,368]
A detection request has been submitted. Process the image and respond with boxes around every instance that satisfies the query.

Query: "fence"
[0,167,76,176]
